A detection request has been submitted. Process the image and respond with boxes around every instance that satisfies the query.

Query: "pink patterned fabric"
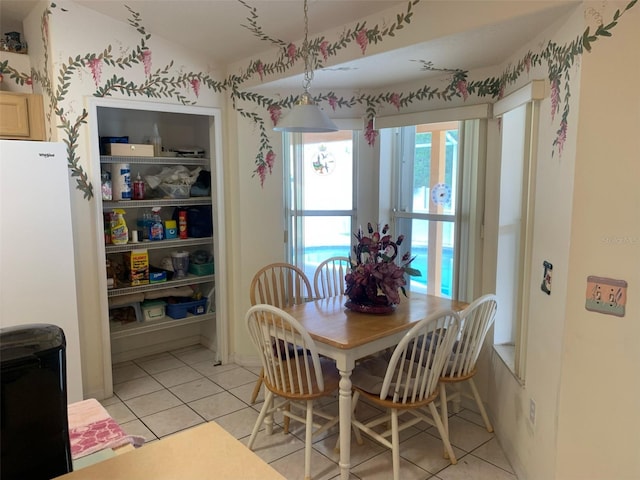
[68,399,145,459]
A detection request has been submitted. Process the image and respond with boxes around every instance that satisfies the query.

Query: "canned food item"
[179,210,188,239]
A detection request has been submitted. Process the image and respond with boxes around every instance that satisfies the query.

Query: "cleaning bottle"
[149,206,164,241]
[133,172,145,200]
[111,209,129,245]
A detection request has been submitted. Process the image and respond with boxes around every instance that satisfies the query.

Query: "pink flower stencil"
[320,41,329,62]
[256,164,267,187]
[89,58,102,86]
[328,94,338,111]
[268,105,282,126]
[256,60,264,81]
[389,93,401,110]
[286,43,297,63]
[550,78,560,121]
[456,80,469,101]
[524,53,532,74]
[265,150,275,173]
[356,29,369,55]
[190,79,200,97]
[364,120,378,147]
[141,50,152,77]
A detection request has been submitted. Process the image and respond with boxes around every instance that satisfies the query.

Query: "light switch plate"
[585,276,627,317]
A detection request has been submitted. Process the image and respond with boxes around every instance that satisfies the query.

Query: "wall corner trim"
[493,80,547,118]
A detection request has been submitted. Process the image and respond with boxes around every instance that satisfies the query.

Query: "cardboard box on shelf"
[108,143,154,157]
[125,249,149,286]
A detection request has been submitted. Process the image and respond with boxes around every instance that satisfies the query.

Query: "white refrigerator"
[0,140,83,402]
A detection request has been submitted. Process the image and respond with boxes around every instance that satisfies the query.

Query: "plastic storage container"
[159,184,190,199]
[141,300,166,322]
[166,298,208,319]
[188,262,214,276]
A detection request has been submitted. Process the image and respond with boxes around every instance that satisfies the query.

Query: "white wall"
[557,2,640,478]
[487,2,639,479]
[486,5,584,479]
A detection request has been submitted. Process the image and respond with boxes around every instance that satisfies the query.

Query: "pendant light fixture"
[273,0,338,133]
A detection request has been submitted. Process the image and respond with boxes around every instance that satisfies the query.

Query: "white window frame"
[284,131,358,273]
[376,105,490,302]
[491,80,546,381]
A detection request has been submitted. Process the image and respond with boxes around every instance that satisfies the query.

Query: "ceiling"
[1,0,576,91]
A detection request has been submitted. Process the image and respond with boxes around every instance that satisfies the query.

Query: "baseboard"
[111,335,201,363]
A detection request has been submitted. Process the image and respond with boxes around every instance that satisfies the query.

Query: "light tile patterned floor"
[101,345,517,480]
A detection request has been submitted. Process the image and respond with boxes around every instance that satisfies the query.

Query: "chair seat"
[350,351,392,395]
[266,357,339,399]
[351,353,439,408]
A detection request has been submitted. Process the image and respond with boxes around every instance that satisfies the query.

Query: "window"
[491,80,544,379]
[376,105,489,304]
[284,106,489,301]
[284,131,356,280]
[391,122,460,298]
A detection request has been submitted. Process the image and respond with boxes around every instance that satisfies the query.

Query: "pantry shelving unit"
[88,98,227,396]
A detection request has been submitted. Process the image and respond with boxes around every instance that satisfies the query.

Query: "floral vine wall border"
[0,0,636,198]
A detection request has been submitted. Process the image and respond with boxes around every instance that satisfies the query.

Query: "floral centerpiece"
[344,222,421,313]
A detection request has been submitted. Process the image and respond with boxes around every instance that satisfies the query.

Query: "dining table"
[280,292,468,480]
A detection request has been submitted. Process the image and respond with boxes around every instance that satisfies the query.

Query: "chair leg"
[351,391,364,446]
[468,378,494,433]
[428,402,457,465]
[439,383,450,458]
[283,404,291,434]
[304,400,313,480]
[391,408,400,480]
[248,390,273,449]
[250,368,264,404]
[451,383,462,413]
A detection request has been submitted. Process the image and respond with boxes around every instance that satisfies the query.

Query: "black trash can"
[0,324,73,479]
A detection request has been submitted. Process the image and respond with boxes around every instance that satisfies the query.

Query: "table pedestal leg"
[338,368,352,480]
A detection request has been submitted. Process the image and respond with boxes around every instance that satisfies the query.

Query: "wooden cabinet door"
[0,92,45,140]
[0,93,30,137]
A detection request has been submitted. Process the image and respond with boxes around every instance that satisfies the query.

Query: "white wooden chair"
[245,304,339,480]
[313,256,350,299]
[249,262,313,405]
[349,310,461,480]
[439,293,498,435]
[250,262,313,308]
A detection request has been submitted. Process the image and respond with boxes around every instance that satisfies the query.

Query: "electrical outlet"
[529,398,536,425]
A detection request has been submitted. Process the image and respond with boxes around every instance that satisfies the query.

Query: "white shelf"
[103,197,211,209]
[101,155,209,166]
[110,312,215,340]
[105,237,212,254]
[107,274,214,297]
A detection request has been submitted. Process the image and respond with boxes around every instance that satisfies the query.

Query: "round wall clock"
[431,183,452,206]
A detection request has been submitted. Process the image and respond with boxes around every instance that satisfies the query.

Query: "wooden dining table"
[280,292,468,480]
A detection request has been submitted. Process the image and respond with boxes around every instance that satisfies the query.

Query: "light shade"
[273,93,338,133]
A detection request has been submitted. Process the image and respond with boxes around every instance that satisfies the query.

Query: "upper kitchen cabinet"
[0,92,45,140]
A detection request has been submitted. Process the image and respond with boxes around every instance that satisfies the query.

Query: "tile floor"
[101,345,518,480]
